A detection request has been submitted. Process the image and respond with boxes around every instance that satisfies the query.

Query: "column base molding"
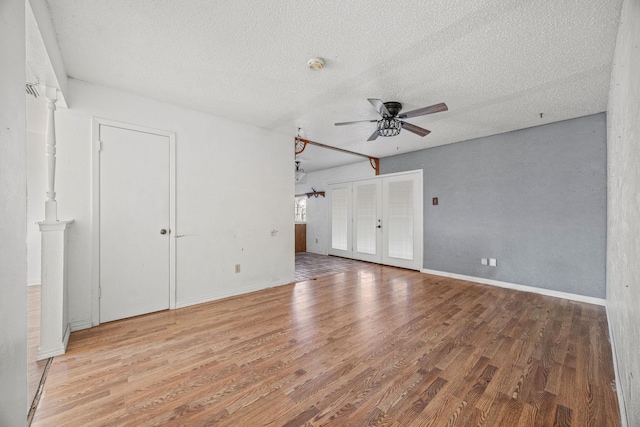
[36,324,70,361]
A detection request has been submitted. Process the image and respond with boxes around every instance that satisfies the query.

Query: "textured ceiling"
[43,0,622,172]
[26,2,63,104]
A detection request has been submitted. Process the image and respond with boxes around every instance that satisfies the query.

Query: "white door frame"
[91,117,177,326]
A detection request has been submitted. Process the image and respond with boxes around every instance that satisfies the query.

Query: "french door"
[328,170,422,270]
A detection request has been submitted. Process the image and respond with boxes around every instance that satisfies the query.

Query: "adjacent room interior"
[1,0,638,426]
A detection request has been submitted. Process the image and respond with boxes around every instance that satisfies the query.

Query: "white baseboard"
[69,319,93,332]
[37,344,66,360]
[27,282,41,287]
[175,279,293,309]
[421,268,606,306]
[606,305,628,427]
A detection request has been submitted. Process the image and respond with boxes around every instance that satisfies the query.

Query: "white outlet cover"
[489,258,497,266]
[481,258,488,265]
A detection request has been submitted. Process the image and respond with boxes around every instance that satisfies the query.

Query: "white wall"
[606,0,640,424]
[0,0,27,424]
[51,79,294,329]
[26,129,46,285]
[25,96,48,285]
[295,161,375,255]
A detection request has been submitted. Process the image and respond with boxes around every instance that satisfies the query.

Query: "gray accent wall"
[381,113,606,298]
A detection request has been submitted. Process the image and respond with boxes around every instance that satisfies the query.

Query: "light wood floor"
[33,254,620,426]
[27,285,48,409]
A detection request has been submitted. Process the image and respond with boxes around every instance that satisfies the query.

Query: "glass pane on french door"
[355,183,377,255]
[386,180,414,260]
[331,187,349,251]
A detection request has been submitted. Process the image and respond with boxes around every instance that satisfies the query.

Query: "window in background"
[295,196,306,222]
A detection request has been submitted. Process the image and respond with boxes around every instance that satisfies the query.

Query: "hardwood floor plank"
[281,405,320,427]
[397,376,448,426]
[553,404,573,427]
[32,253,621,426]
[477,392,523,427]
[27,288,50,391]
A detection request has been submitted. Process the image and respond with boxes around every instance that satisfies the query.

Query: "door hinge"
[97,140,102,151]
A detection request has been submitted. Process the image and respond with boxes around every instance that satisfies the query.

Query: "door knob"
[160,229,167,235]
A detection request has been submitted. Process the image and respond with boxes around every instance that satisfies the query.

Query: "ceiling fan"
[335,98,448,141]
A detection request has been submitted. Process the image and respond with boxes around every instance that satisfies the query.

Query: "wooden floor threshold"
[27,357,52,426]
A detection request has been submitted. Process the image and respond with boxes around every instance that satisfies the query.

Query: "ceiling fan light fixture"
[307,57,324,71]
[295,160,306,182]
[377,118,402,137]
[335,98,446,141]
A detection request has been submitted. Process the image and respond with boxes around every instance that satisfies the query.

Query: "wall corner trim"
[420,268,606,306]
[606,305,629,427]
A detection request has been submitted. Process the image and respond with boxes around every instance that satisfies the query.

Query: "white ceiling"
[41,0,622,172]
[25,3,61,102]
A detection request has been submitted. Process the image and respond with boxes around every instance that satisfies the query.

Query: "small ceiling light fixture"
[295,160,306,182]
[307,57,324,71]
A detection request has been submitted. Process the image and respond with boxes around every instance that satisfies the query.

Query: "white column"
[37,220,73,360]
[44,86,58,221]
[38,85,74,360]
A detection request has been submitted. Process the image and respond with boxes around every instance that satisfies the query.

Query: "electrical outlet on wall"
[489,258,497,267]
[481,258,488,265]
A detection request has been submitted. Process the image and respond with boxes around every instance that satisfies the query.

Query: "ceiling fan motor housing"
[383,101,402,117]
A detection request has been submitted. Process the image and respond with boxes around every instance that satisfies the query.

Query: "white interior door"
[328,183,352,258]
[99,124,171,323]
[352,179,382,263]
[382,172,422,270]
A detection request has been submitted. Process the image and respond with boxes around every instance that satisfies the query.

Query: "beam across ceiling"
[295,137,379,175]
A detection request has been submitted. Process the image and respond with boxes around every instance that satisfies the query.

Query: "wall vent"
[26,82,39,98]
